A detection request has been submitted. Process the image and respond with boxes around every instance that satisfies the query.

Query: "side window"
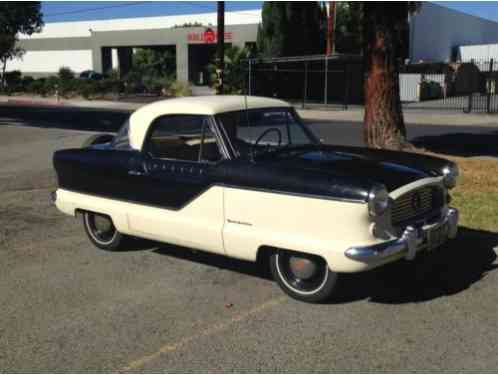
[145,115,223,162]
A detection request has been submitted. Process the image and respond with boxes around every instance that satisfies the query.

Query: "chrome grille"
[391,186,441,226]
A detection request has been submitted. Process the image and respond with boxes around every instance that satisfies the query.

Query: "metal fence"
[245,55,498,113]
[246,54,363,110]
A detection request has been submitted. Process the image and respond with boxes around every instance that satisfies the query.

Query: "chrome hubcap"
[86,213,116,243]
[289,256,317,279]
[93,215,112,233]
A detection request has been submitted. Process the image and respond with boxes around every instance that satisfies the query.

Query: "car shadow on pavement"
[153,244,273,280]
[336,226,498,304]
[412,131,498,157]
[150,227,497,305]
[0,105,130,132]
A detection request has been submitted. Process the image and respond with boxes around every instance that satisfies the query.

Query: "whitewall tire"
[82,211,128,251]
[270,250,338,303]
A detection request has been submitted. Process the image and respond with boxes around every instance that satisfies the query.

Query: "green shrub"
[167,81,192,97]
[4,70,22,92]
[21,75,34,91]
[142,75,174,94]
[58,66,75,81]
[42,76,59,96]
[99,77,123,97]
[123,70,143,94]
[79,80,99,99]
[57,67,78,98]
[107,69,120,81]
[27,79,47,96]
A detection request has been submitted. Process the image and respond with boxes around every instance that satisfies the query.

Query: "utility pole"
[326,1,336,55]
[216,1,225,94]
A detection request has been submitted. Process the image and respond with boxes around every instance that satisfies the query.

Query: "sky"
[41,1,498,24]
[41,1,263,22]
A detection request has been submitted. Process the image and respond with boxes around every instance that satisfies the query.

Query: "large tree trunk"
[363,3,408,150]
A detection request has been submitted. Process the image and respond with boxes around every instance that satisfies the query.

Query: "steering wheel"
[253,128,283,152]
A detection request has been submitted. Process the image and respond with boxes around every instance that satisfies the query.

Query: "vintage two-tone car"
[52,95,459,303]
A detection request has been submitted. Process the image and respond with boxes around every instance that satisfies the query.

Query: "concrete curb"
[0,95,143,111]
[2,94,498,127]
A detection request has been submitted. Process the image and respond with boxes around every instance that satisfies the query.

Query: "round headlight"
[442,163,459,189]
[368,185,390,217]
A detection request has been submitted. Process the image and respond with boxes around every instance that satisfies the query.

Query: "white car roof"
[128,95,291,150]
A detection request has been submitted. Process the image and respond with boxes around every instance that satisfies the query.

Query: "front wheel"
[270,250,338,303]
[82,211,128,251]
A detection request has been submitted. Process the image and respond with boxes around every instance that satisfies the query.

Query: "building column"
[117,47,133,77]
[101,47,112,74]
[92,47,103,73]
[176,43,189,82]
[111,49,119,71]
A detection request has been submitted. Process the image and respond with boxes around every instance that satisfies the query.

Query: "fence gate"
[246,56,498,113]
[399,58,498,113]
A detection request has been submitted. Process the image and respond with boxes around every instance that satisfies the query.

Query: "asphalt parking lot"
[1,105,498,372]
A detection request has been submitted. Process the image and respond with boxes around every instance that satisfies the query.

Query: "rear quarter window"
[112,120,131,149]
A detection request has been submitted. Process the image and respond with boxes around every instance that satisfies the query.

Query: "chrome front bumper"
[345,208,459,262]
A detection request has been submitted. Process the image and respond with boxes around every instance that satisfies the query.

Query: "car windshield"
[215,107,317,158]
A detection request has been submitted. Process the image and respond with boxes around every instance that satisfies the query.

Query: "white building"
[8,2,498,81]
[409,2,498,62]
[10,9,261,82]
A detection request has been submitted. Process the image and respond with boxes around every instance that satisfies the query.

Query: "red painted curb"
[6,98,66,107]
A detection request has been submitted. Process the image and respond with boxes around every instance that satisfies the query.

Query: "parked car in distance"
[51,95,459,303]
[79,70,104,81]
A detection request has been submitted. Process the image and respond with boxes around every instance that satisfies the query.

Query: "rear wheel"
[82,211,128,251]
[270,250,338,303]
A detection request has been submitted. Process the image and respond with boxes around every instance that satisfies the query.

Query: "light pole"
[216,1,225,94]
[326,1,336,55]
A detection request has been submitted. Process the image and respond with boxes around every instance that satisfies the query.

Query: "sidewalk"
[0,95,143,111]
[2,94,498,128]
[298,107,498,127]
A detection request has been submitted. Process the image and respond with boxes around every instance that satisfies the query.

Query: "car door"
[125,114,227,255]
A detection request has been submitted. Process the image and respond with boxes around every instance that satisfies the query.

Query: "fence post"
[487,59,493,113]
[302,61,308,109]
[343,64,349,110]
[466,58,474,113]
[324,56,328,105]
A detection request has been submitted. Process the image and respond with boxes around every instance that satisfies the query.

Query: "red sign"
[204,28,216,43]
[187,28,233,43]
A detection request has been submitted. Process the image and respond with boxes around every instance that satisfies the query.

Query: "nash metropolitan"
[52,95,459,303]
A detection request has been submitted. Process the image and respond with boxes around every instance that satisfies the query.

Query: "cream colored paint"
[126,187,225,254]
[55,176,449,273]
[128,96,291,150]
[56,186,387,273]
[221,187,394,272]
[55,187,225,254]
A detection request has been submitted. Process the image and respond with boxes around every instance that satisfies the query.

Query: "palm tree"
[208,45,249,94]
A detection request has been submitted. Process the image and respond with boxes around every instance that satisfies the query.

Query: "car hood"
[261,145,447,192]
